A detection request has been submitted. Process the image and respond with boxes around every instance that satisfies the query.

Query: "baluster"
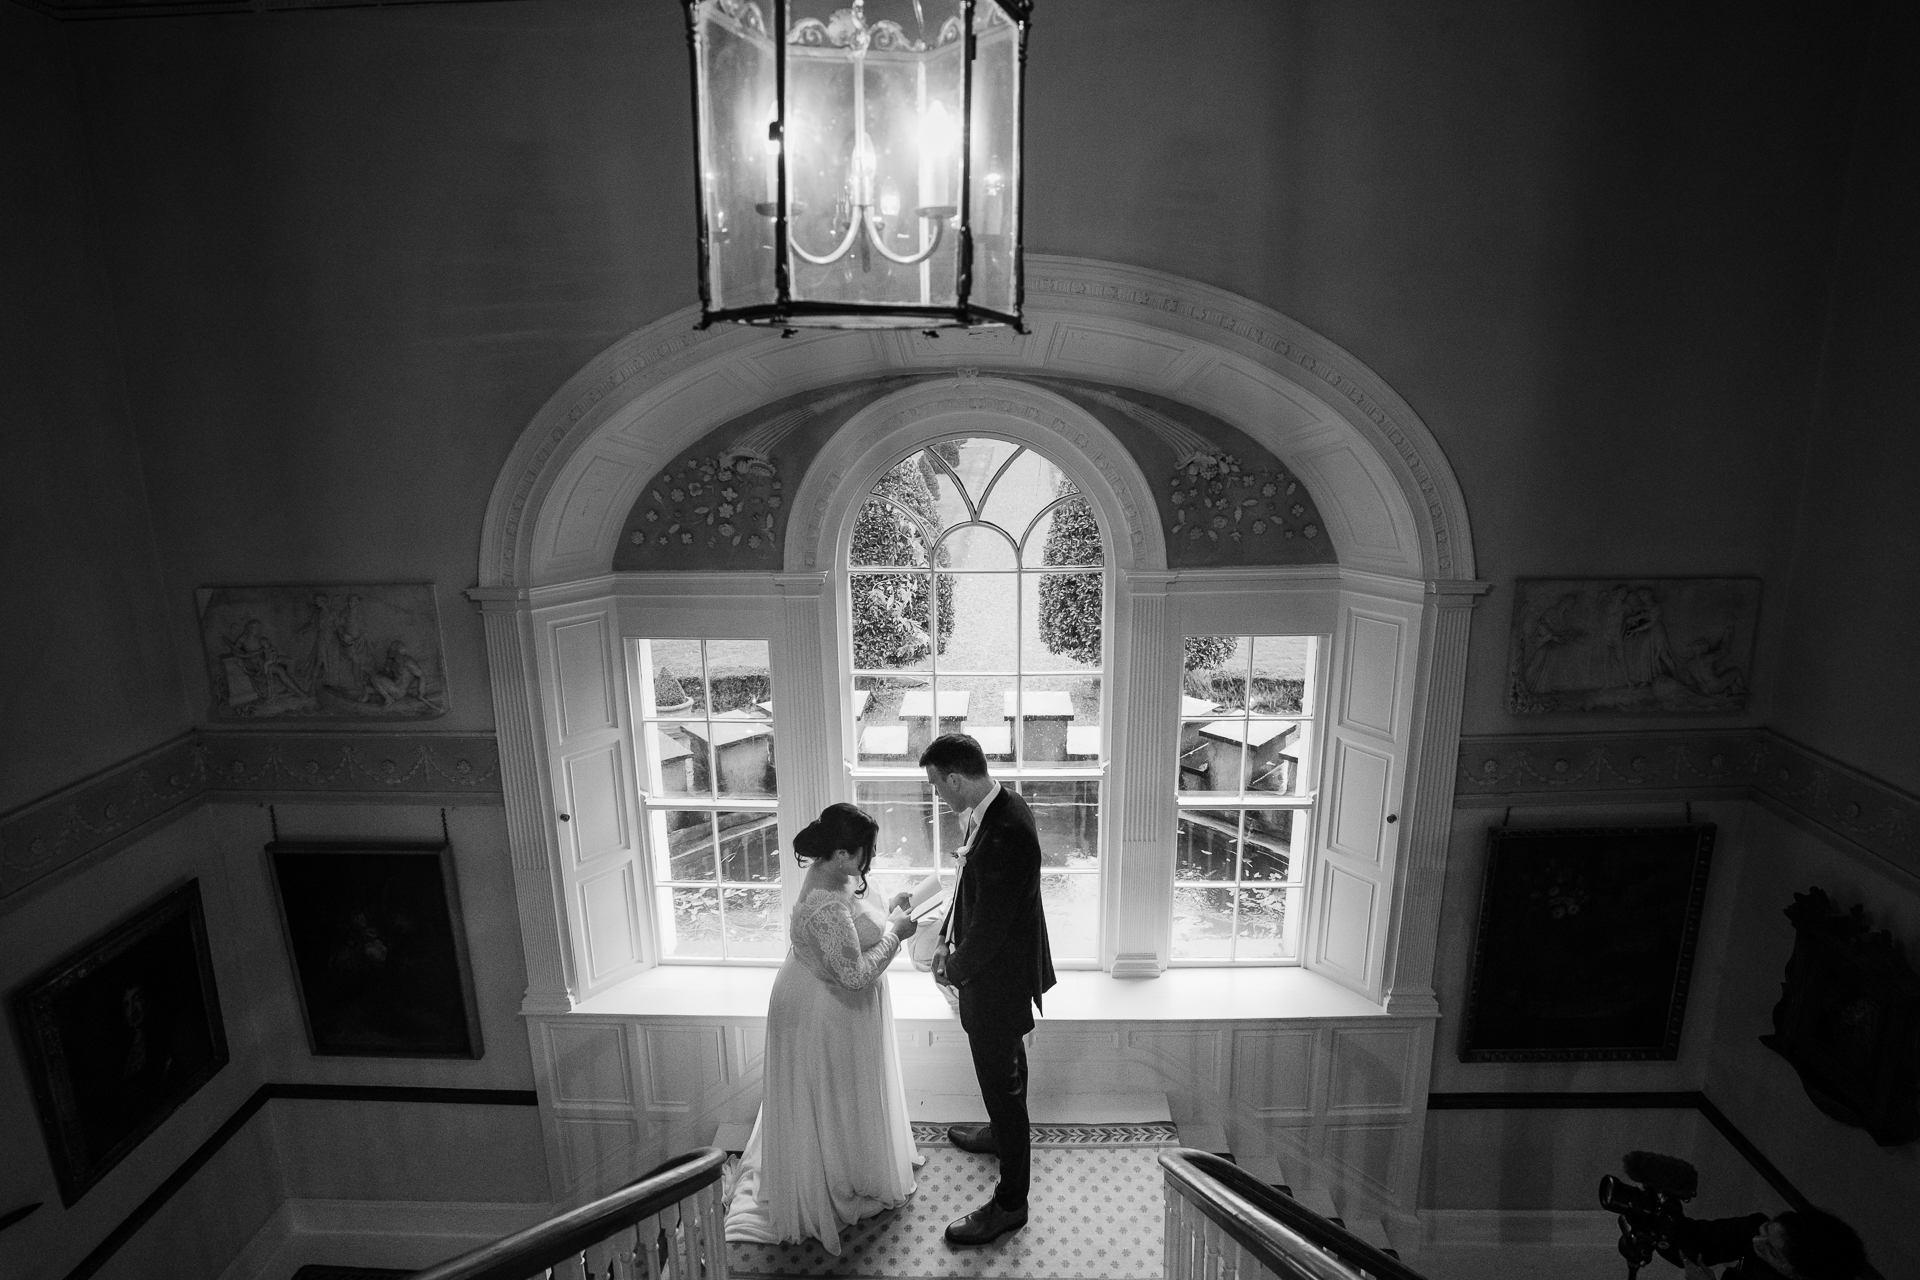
[639,1212,666,1280]
[701,1180,729,1280]
[672,1200,696,1280]
[686,1184,710,1280]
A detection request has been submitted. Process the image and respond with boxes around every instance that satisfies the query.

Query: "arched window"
[842,438,1106,964]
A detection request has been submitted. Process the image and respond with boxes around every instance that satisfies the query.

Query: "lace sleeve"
[800,896,899,991]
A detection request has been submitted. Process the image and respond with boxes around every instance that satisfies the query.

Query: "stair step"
[1176,1122,1228,1154]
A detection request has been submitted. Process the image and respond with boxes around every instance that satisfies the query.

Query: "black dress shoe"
[947,1122,996,1155]
[944,1197,1027,1247]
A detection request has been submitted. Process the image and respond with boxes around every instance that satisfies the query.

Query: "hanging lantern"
[683,0,1030,330]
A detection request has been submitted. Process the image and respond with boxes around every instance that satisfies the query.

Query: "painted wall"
[48,0,1865,754]
[1770,2,1920,797]
[0,801,542,1280]
[0,2,190,814]
[1706,806,1920,1277]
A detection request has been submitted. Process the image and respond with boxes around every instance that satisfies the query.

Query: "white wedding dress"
[724,886,918,1253]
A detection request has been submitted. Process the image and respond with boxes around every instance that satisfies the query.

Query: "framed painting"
[1506,577,1760,714]
[13,881,229,1206]
[1762,887,1920,1146]
[267,841,482,1058]
[1460,825,1715,1062]
[195,583,447,721]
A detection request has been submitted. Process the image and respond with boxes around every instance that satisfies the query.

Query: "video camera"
[1598,1151,1703,1279]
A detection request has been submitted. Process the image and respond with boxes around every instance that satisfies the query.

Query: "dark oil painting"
[13,881,229,1206]
[267,841,482,1058]
[1461,825,1715,1062]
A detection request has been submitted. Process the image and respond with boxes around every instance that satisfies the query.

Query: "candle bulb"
[923,100,952,208]
[763,104,780,208]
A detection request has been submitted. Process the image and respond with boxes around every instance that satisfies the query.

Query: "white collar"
[962,781,1002,837]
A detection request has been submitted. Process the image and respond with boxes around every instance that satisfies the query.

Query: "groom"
[915,733,1055,1247]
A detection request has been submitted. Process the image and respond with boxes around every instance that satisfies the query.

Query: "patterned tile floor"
[729,1126,1173,1279]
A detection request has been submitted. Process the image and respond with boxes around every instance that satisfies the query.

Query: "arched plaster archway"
[475,258,1483,1019]
[479,257,1475,592]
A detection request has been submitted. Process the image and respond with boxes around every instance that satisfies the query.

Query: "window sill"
[566,963,1394,1023]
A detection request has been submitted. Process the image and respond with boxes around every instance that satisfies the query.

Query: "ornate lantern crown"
[683,0,1030,330]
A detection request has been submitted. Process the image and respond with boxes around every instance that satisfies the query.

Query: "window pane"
[850,573,935,672]
[705,714,777,798]
[1019,780,1099,869]
[662,811,718,882]
[1176,811,1239,881]
[857,780,938,870]
[705,639,770,712]
[1172,886,1234,960]
[1025,493,1103,568]
[722,887,786,959]
[976,445,1059,539]
[661,887,722,959]
[1178,720,1220,791]
[643,725,705,797]
[940,675,1014,762]
[1191,637,1251,711]
[941,573,1017,671]
[937,438,1020,516]
[854,677,920,765]
[1241,810,1295,881]
[939,524,1018,571]
[718,812,781,882]
[1235,887,1293,959]
[1027,573,1103,671]
[1017,673,1096,765]
[1191,721,1250,792]
[642,639,705,717]
[1246,720,1308,796]
[1251,636,1313,715]
[850,499,933,567]
[1042,872,1099,960]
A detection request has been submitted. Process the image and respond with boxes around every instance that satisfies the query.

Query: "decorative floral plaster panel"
[610,374,1335,573]
[1,731,503,905]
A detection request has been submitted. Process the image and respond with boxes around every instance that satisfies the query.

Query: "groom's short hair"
[920,734,989,778]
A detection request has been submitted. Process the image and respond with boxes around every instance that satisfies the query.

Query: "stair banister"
[1160,1149,1429,1280]
[409,1147,729,1280]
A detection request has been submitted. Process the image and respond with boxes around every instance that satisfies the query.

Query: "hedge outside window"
[1174,635,1319,962]
[635,638,782,962]
[847,439,1105,963]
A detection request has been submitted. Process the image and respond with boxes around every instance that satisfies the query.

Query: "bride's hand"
[889,891,913,914]
[888,907,919,939]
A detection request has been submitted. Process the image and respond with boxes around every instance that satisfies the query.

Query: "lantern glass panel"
[784,0,966,319]
[969,1,1021,318]
[691,0,779,313]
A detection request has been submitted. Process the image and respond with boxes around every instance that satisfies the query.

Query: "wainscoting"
[526,967,1437,1221]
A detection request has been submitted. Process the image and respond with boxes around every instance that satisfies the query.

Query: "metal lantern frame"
[682,0,1032,332]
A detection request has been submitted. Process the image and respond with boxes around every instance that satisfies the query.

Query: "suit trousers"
[966,1026,1030,1210]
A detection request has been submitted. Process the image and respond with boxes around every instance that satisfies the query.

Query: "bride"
[724,803,921,1253]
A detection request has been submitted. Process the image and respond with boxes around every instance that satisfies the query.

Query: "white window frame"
[838,434,1112,967]
[1169,633,1329,966]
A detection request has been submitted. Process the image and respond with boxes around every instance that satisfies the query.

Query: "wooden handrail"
[409,1147,729,1280]
[1159,1149,1430,1280]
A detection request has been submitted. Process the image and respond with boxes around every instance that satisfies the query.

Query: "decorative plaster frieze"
[0,734,209,900]
[1455,728,1920,880]
[197,731,501,795]
[1,729,505,905]
[1456,730,1756,797]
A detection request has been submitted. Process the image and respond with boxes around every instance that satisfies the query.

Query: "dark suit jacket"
[946,788,1056,1037]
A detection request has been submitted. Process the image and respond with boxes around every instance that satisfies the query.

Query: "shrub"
[850,454,953,669]
[1038,488,1104,664]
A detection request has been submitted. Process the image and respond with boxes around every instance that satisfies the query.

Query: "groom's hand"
[932,942,951,985]
[890,891,913,914]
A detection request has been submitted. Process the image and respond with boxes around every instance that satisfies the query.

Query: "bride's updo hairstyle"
[793,803,881,892]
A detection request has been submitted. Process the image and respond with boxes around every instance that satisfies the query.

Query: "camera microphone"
[1621,1151,1698,1200]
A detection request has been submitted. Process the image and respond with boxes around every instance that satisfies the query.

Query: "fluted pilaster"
[1381,580,1487,1016]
